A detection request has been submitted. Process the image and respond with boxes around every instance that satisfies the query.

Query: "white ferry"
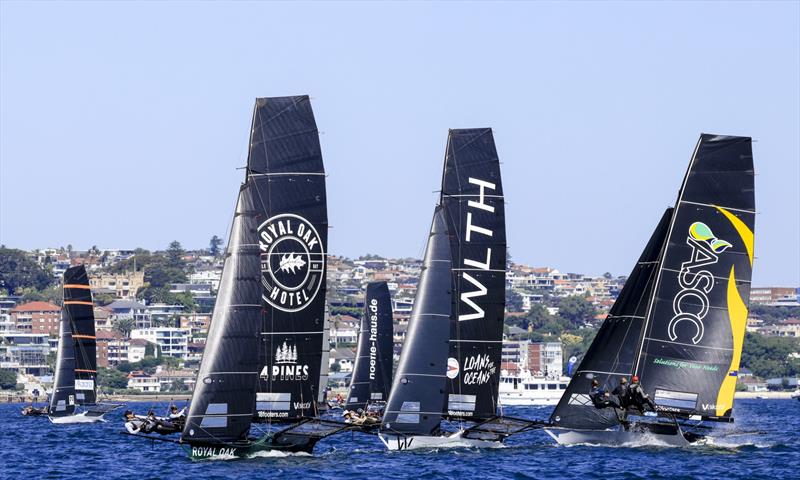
[498,370,570,406]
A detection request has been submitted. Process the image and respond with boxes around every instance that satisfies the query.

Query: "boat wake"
[247,450,313,459]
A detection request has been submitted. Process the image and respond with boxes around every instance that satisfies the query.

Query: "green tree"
[94,292,115,306]
[19,284,62,305]
[0,248,53,293]
[741,332,800,378]
[556,295,597,328]
[113,318,135,337]
[0,369,18,389]
[209,235,223,257]
[166,241,186,269]
[97,367,129,390]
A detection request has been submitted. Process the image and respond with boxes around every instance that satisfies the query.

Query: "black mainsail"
[441,129,506,421]
[50,265,97,416]
[182,96,329,451]
[346,281,394,410]
[383,128,506,439]
[549,208,672,430]
[634,134,755,420]
[547,134,755,443]
[382,209,452,435]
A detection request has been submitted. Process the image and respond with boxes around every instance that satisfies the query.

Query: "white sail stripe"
[261,331,324,335]
[578,369,630,376]
[418,313,450,318]
[206,372,259,375]
[449,339,502,343]
[451,268,506,273]
[444,194,504,198]
[679,199,755,214]
[637,261,659,264]
[189,413,254,418]
[606,314,646,320]
[385,410,445,415]
[643,337,734,351]
[660,266,753,283]
[249,172,326,177]
[428,259,451,263]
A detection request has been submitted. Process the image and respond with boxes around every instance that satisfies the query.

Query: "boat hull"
[49,412,106,424]
[544,424,700,447]
[378,430,503,451]
[185,434,319,460]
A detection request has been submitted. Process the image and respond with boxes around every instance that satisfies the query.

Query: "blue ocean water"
[2,400,797,479]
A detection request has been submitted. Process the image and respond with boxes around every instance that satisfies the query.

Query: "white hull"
[379,430,503,451]
[498,375,569,406]
[49,411,106,424]
[544,426,697,447]
[498,394,561,406]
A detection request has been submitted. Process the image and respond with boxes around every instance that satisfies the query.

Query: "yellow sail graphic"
[715,206,754,266]
[715,267,748,416]
[714,206,754,417]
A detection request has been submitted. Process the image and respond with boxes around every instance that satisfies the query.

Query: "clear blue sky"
[1,1,798,285]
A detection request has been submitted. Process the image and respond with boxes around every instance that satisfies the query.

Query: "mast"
[440,129,506,421]
[382,209,452,435]
[346,281,393,410]
[182,95,327,444]
[633,134,755,419]
[549,208,672,429]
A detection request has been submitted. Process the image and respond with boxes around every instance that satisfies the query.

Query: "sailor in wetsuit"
[589,379,621,409]
[626,376,656,413]
[612,378,630,409]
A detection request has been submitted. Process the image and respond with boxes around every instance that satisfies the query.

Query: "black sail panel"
[635,135,755,419]
[346,282,393,410]
[62,265,97,405]
[251,96,328,422]
[550,208,672,429]
[182,185,263,443]
[441,129,506,420]
[49,306,76,417]
[382,209,451,435]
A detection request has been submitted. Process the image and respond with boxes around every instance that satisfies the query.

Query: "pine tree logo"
[275,341,299,364]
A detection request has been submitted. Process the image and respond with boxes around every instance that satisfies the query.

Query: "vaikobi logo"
[668,222,731,344]
[258,213,324,312]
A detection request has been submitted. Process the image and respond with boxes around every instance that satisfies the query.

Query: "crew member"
[589,379,620,409]
[612,377,630,408]
[168,405,186,420]
[627,376,656,412]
